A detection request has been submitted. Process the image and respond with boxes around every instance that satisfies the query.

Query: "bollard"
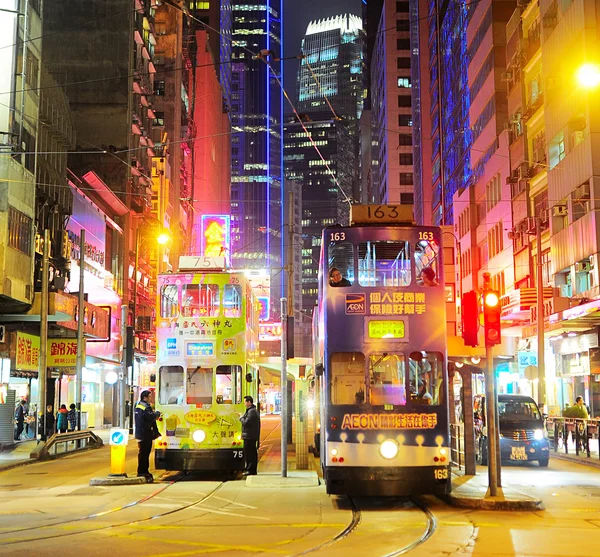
[109,428,129,477]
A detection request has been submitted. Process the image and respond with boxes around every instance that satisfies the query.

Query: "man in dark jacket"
[14,399,25,440]
[240,395,260,476]
[134,390,161,481]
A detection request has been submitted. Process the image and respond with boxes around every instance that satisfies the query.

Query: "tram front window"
[187,366,213,405]
[409,351,444,405]
[369,354,406,405]
[330,352,366,405]
[159,365,184,405]
[358,240,411,287]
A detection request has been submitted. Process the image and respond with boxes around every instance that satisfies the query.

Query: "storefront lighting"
[567,332,577,337]
[471,357,481,364]
[454,361,464,368]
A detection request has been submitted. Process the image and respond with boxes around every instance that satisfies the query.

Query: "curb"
[442,492,544,511]
[90,476,148,486]
[549,452,600,470]
[0,459,34,473]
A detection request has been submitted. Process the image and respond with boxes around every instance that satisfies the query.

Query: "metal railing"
[546,417,600,460]
[30,430,104,461]
[450,423,465,470]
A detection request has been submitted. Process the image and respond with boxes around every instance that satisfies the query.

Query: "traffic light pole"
[485,345,501,496]
[536,217,546,410]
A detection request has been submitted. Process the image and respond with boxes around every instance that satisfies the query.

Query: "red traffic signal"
[483,290,501,347]
[462,290,479,347]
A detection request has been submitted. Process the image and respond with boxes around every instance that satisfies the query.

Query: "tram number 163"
[434,468,449,480]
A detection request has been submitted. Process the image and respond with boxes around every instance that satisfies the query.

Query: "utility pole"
[280,297,288,477]
[39,229,50,441]
[536,216,546,410]
[119,305,128,428]
[75,230,85,430]
[129,226,140,434]
[287,191,294,315]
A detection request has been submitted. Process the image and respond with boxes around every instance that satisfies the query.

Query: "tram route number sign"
[350,205,414,225]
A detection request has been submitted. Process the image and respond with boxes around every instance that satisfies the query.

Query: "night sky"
[282,0,363,107]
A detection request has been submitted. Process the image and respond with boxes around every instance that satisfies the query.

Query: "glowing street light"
[577,63,600,89]
[157,232,170,245]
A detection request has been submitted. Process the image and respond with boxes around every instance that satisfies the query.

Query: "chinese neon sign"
[201,214,231,265]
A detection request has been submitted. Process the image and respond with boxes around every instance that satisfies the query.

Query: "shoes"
[137,473,154,483]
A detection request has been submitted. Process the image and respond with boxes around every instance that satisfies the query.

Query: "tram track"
[0,473,227,547]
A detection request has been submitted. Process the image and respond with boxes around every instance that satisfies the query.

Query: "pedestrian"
[134,390,161,482]
[14,399,26,441]
[56,404,68,434]
[575,396,590,419]
[240,395,260,476]
[329,267,351,287]
[44,405,55,440]
[67,403,77,432]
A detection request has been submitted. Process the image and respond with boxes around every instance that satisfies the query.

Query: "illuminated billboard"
[201,214,231,265]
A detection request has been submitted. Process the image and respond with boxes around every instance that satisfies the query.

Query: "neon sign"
[201,214,231,265]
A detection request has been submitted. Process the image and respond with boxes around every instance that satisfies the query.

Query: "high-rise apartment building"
[230,1,283,308]
[371,0,414,205]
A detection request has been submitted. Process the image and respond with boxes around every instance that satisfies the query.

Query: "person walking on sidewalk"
[240,395,260,476]
[56,404,68,434]
[134,390,161,482]
[14,399,26,440]
[67,403,77,432]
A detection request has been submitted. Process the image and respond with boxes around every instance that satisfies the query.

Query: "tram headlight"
[192,429,206,443]
[380,440,399,459]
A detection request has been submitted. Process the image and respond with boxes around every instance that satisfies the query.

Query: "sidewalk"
[0,428,112,472]
[445,467,544,511]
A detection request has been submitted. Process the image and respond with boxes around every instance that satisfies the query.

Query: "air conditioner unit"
[552,205,568,217]
[506,170,519,184]
[575,261,591,272]
[525,217,537,234]
[579,184,591,199]
[518,164,530,180]
[507,230,519,240]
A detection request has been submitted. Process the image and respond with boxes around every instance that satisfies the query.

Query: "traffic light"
[462,290,480,347]
[483,290,502,347]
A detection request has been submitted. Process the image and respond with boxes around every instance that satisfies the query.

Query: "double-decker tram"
[314,205,451,496]
[154,256,260,472]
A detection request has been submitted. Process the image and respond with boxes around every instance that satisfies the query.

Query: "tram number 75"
[434,468,448,480]
[233,450,244,459]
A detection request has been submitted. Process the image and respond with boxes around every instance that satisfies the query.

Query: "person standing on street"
[14,399,26,440]
[67,403,77,432]
[134,390,161,482]
[240,395,260,476]
[56,404,68,433]
[44,405,55,440]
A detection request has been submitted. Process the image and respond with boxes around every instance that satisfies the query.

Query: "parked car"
[475,394,550,467]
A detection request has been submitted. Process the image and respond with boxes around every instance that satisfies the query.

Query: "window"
[396,20,410,31]
[400,192,414,204]
[370,354,406,405]
[181,284,219,317]
[223,284,242,317]
[215,365,242,404]
[397,38,410,50]
[396,1,410,12]
[190,1,210,8]
[399,172,413,185]
[358,240,411,287]
[153,111,165,127]
[159,365,184,405]
[330,352,366,405]
[160,284,179,318]
[399,153,413,165]
[154,80,166,96]
[398,114,412,127]
[415,238,440,284]
[398,134,412,146]
[498,399,541,421]
[8,207,32,255]
[186,366,213,405]
[25,50,39,90]
[397,57,411,69]
[409,351,444,405]
[398,95,411,108]
[397,77,411,88]
[328,241,354,286]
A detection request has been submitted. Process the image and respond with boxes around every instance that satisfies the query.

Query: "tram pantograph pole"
[281,297,288,477]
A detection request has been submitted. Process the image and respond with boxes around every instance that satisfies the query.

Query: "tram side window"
[186,366,213,405]
[181,284,220,317]
[408,352,445,405]
[328,241,354,286]
[159,365,184,405]
[223,284,242,318]
[415,238,440,286]
[358,241,411,287]
[161,284,179,318]
[369,354,406,405]
[216,365,242,404]
[330,352,366,405]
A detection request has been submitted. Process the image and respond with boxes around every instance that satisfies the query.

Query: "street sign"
[109,428,129,446]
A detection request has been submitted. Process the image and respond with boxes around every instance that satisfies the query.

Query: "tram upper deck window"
[415,237,440,287]
[181,284,220,317]
[186,366,213,405]
[330,352,366,405]
[328,241,354,287]
[159,365,184,405]
[408,351,444,406]
[216,365,242,404]
[161,284,179,318]
[357,241,411,287]
[369,354,406,405]
[223,284,242,318]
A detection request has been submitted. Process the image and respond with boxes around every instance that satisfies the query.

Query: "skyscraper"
[230,2,284,309]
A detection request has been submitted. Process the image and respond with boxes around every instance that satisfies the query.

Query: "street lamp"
[577,63,600,89]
